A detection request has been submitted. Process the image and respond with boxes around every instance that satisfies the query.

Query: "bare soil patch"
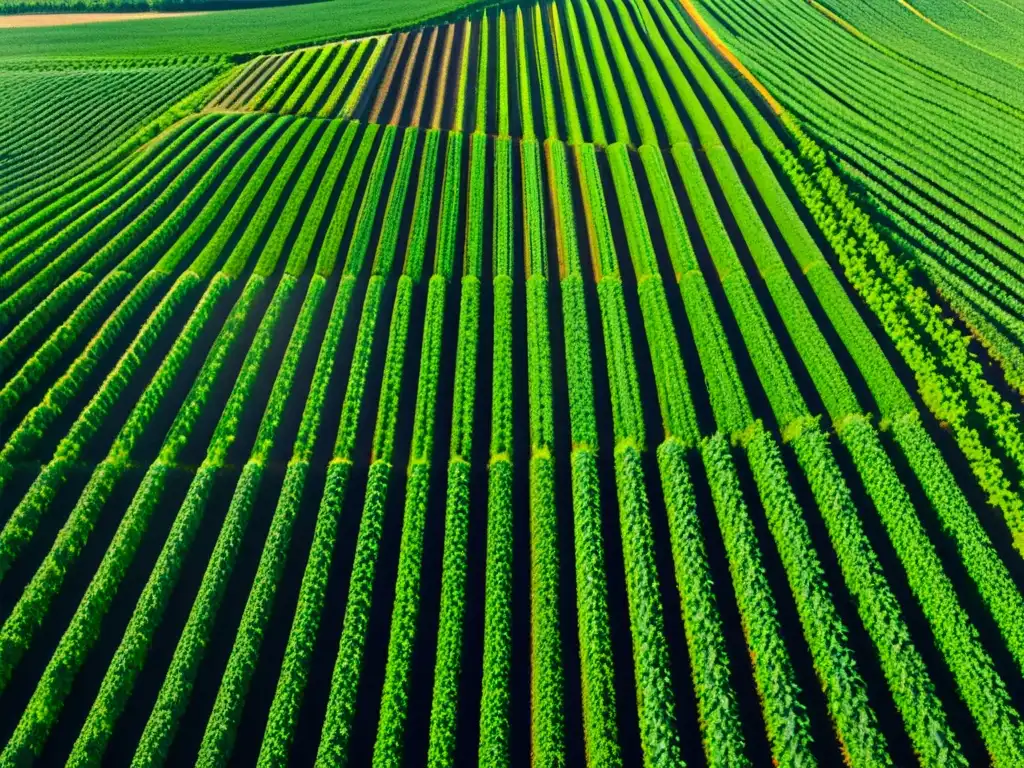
[0,11,206,28]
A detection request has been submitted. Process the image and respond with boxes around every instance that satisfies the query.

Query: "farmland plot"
[3,1,1024,767]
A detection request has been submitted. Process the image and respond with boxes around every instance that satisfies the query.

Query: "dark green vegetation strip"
[2,2,1024,768]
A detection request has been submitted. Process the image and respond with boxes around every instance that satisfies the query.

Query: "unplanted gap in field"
[452,132,495,766]
[345,132,440,765]
[440,21,467,130]
[415,32,445,130]
[827,438,991,765]
[539,137,587,765]
[403,130,468,765]
[599,144,733,768]
[374,36,417,128]
[289,127,414,764]
[393,32,430,126]
[29,466,194,765]
[568,144,644,767]
[571,0,641,145]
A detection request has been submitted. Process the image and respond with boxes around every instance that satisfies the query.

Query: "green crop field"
[2,0,1023,766]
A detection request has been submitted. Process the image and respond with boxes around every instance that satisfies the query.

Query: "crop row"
[316,127,425,766]
[426,134,484,768]
[0,274,268,765]
[575,140,683,767]
[132,273,323,766]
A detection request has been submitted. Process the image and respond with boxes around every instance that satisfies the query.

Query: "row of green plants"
[662,0,1024,550]
[0,114,221,309]
[575,138,683,768]
[372,132,460,767]
[478,135,516,765]
[609,139,818,767]
[70,276,298,767]
[0,273,268,765]
[195,151,368,762]
[316,126,428,767]
[0,115,297,707]
[132,270,323,766]
[522,137,567,767]
[837,414,1024,767]
[0,63,224,206]
[426,130,485,767]
[255,126,402,766]
[699,0,1024,340]
[0,113,202,267]
[0,271,230,686]
[665,131,965,764]
[532,5,561,142]
[0,114,255,387]
[545,138,620,767]
[649,0,1024,696]
[0,269,201,574]
[0,112,364,766]
[636,137,893,766]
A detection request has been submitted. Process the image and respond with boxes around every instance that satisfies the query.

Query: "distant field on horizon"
[0,0,494,58]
